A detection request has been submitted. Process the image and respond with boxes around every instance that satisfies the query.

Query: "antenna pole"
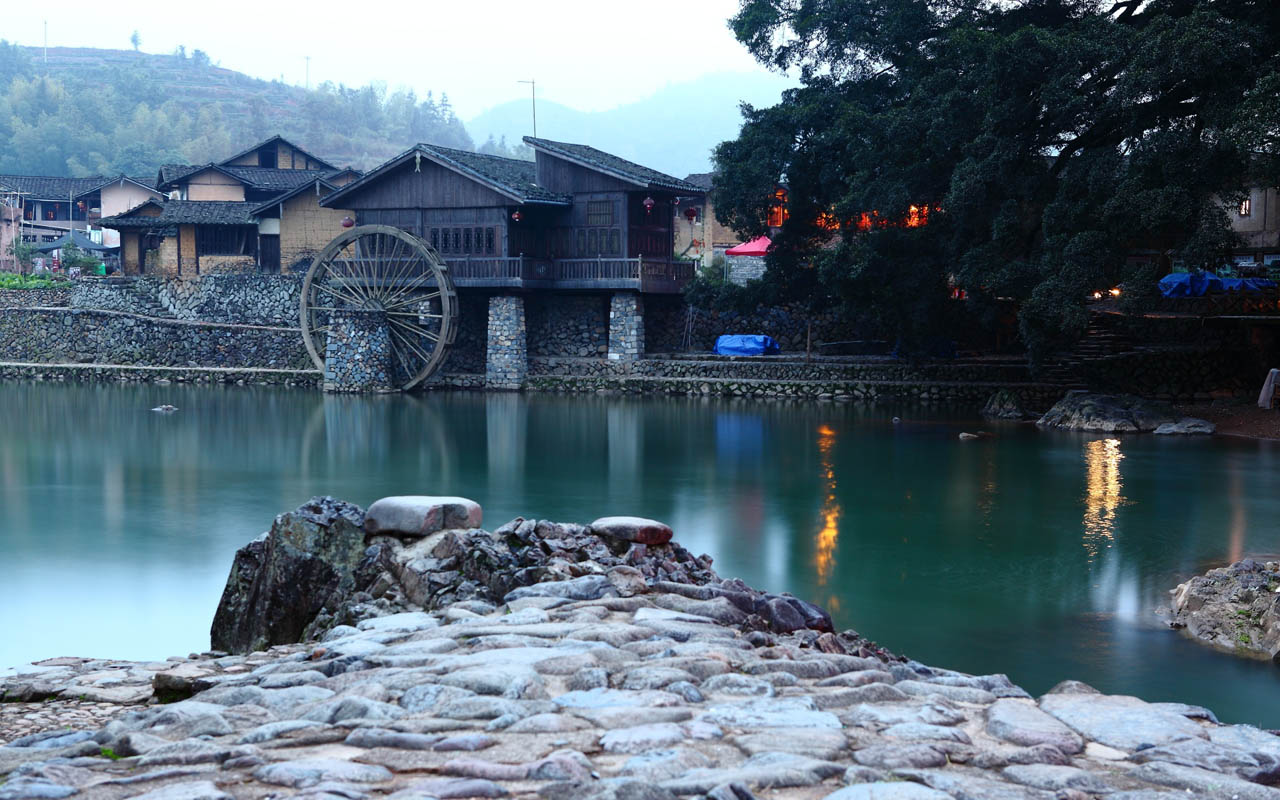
[517,79,537,138]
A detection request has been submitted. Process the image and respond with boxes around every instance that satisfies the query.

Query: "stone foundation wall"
[439,293,488,374]
[324,311,395,393]
[72,275,303,326]
[644,296,862,354]
[0,287,70,308]
[485,295,527,390]
[0,308,310,370]
[609,293,644,360]
[197,255,259,275]
[526,294,607,358]
[0,363,318,386]
[1084,347,1259,401]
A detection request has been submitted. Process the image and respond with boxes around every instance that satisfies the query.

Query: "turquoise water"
[3,382,1280,724]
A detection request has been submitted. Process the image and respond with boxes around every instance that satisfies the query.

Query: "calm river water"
[3,382,1280,724]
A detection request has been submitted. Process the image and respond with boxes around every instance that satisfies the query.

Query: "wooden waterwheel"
[300,224,459,391]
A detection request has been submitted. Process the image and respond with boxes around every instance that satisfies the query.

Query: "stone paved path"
[6,583,1280,799]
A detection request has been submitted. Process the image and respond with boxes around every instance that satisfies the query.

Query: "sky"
[5,0,779,120]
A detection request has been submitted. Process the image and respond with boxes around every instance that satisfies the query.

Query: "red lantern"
[684,206,698,222]
[643,196,655,215]
[341,216,355,228]
[76,200,86,211]
[511,211,523,223]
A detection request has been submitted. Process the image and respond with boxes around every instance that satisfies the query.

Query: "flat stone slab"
[589,516,673,545]
[1039,693,1206,751]
[823,784,954,799]
[986,699,1084,754]
[364,496,483,536]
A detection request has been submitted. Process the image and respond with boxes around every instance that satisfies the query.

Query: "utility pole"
[305,56,310,90]
[517,79,536,138]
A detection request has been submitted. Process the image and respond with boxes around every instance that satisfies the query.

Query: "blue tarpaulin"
[1159,272,1276,296]
[715,335,780,356]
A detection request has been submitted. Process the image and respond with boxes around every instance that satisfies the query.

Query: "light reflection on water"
[5,383,1280,725]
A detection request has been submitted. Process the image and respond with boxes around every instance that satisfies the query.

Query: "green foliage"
[0,40,472,177]
[57,243,101,273]
[0,271,69,289]
[6,237,35,270]
[714,0,1280,362]
[99,747,121,760]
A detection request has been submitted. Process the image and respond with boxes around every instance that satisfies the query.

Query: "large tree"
[714,0,1280,360]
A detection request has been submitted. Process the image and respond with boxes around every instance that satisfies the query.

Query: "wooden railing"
[440,255,694,292]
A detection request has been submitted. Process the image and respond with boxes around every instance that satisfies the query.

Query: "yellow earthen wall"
[121,233,140,275]
[179,226,197,275]
[186,170,245,201]
[198,255,258,274]
[279,192,353,272]
[98,183,164,217]
[150,237,180,277]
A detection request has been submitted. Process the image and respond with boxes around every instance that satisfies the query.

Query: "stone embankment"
[1169,559,1280,662]
[7,497,1280,799]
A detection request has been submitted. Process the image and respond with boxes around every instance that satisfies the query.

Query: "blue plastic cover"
[1222,277,1277,292]
[1159,271,1224,297]
[715,334,781,356]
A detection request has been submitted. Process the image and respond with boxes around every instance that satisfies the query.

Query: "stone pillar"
[323,310,395,393]
[608,292,644,361]
[486,294,527,390]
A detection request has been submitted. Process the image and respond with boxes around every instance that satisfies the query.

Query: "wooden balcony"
[442,255,694,293]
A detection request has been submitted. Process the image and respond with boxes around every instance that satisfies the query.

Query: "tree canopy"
[713,0,1280,360]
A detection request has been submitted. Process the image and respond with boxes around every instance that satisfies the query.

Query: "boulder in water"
[1036,392,1176,433]
[210,496,370,654]
[1153,418,1216,435]
[981,389,1028,420]
[1169,560,1280,662]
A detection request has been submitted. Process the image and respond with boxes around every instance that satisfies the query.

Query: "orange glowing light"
[1110,288,1121,297]
[815,425,841,585]
[1093,291,1103,299]
[904,204,930,228]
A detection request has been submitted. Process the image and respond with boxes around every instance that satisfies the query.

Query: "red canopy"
[725,235,771,256]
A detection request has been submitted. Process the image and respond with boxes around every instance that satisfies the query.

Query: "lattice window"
[463,228,472,253]
[587,200,613,227]
[486,228,495,254]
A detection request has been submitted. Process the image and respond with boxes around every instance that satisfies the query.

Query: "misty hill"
[0,43,471,176]
[467,72,797,178]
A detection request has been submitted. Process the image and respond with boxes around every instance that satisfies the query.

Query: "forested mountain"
[0,42,472,176]
[467,71,796,178]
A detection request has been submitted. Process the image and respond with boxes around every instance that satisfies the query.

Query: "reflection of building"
[815,425,841,585]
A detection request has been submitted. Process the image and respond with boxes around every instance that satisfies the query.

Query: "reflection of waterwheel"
[300,225,459,391]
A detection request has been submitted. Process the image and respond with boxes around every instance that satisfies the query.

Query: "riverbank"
[5,497,1280,800]
[1175,400,1280,441]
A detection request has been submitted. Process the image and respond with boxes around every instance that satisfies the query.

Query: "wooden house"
[319,136,703,293]
[100,136,357,276]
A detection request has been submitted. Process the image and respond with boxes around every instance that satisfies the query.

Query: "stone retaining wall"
[1085,346,1259,401]
[523,372,1065,406]
[526,294,607,358]
[71,275,302,326]
[0,287,70,308]
[0,362,319,387]
[0,308,310,370]
[644,296,862,353]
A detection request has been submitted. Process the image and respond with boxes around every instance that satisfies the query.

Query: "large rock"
[210,497,370,653]
[1169,559,1280,661]
[1036,392,1176,433]
[982,389,1029,420]
[590,516,673,545]
[1038,692,1206,750]
[1153,418,1216,435]
[364,496,483,536]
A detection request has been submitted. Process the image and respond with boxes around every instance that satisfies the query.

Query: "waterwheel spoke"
[386,321,438,367]
[313,282,366,309]
[379,259,435,310]
[385,309,444,319]
[386,313,441,344]
[381,285,439,313]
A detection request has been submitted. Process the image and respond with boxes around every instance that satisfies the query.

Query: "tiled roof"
[223,167,332,192]
[0,174,107,200]
[683,173,715,190]
[99,200,258,228]
[158,164,205,187]
[416,144,571,204]
[74,174,162,198]
[524,137,705,193]
[249,178,337,216]
[323,145,571,208]
[219,135,338,172]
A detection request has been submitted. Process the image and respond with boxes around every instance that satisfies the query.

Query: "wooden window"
[576,229,586,256]
[588,229,598,254]
[1240,197,1252,217]
[196,226,255,256]
[453,228,461,251]
[587,200,613,227]
[463,228,472,253]
[485,228,495,254]
[609,229,621,255]
[430,228,439,250]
